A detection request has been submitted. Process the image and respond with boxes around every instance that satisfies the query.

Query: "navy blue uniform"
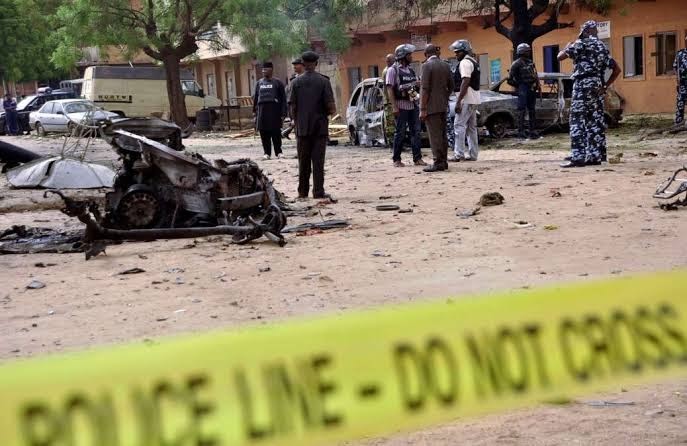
[509,57,539,137]
[564,36,611,163]
[253,78,287,157]
[674,49,687,124]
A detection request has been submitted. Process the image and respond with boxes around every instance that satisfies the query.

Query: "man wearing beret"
[253,61,287,160]
[288,51,337,199]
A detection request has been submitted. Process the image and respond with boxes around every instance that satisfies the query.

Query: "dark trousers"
[5,111,18,135]
[259,129,282,156]
[297,136,327,198]
[426,112,448,167]
[517,84,537,135]
[392,108,422,162]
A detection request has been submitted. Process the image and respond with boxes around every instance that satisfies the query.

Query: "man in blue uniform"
[557,21,618,167]
[253,62,287,160]
[509,43,541,139]
[674,35,687,126]
[2,94,19,136]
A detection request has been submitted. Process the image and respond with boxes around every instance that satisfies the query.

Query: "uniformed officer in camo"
[673,35,687,125]
[557,21,612,167]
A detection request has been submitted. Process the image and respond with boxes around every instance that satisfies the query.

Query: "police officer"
[673,35,687,126]
[558,21,617,167]
[450,39,481,162]
[2,93,19,136]
[288,51,337,199]
[509,43,541,139]
[386,43,426,167]
[253,61,287,160]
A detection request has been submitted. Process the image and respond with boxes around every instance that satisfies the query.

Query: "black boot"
[517,110,527,138]
[528,110,537,138]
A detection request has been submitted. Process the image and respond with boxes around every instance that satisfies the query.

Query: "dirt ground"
[1,115,686,445]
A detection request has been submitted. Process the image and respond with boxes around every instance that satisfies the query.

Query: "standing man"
[381,53,396,148]
[288,51,337,199]
[2,93,19,136]
[673,34,687,126]
[253,62,287,160]
[386,43,426,167]
[558,21,619,167]
[420,44,454,172]
[282,58,305,140]
[509,43,541,139]
[450,40,481,162]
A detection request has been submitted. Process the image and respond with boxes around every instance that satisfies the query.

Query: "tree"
[0,0,67,86]
[53,0,363,128]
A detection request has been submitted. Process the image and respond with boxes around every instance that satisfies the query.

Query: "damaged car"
[346,72,625,144]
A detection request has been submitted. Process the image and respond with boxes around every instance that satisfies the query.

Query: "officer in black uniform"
[288,51,337,199]
[253,61,287,159]
[509,43,541,138]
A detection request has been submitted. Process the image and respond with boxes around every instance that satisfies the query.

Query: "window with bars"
[654,31,677,76]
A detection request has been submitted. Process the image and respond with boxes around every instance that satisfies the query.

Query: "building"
[334,0,686,116]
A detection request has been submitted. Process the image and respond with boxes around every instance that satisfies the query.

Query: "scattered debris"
[371,250,391,257]
[654,166,687,210]
[644,409,664,416]
[457,207,481,218]
[26,280,46,290]
[281,220,349,234]
[398,208,413,214]
[544,225,559,231]
[583,400,635,407]
[376,204,400,211]
[0,226,85,255]
[7,157,116,189]
[608,153,624,164]
[512,220,533,229]
[118,267,145,275]
[258,266,271,273]
[638,152,658,158]
[479,192,505,206]
[165,267,185,274]
[550,188,562,198]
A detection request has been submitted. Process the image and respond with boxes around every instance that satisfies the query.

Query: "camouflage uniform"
[381,64,396,147]
[564,36,610,164]
[673,48,687,124]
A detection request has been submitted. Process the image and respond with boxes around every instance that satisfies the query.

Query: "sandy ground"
[1,116,686,445]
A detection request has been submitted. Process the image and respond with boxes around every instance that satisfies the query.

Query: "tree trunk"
[162,54,191,130]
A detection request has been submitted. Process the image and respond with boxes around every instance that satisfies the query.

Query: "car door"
[36,102,53,130]
[534,77,560,127]
[363,80,386,146]
[53,103,71,132]
[347,83,364,142]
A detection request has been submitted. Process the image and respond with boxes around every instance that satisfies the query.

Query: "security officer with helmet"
[449,39,481,162]
[385,43,427,167]
[509,43,541,139]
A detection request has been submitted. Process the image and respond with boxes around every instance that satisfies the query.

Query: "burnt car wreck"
[49,130,287,259]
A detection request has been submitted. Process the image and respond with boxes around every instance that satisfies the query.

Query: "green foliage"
[0,0,68,82]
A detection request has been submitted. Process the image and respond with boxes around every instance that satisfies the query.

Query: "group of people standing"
[253,51,336,199]
[384,39,482,172]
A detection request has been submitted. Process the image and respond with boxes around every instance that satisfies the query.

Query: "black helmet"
[449,39,472,53]
[394,44,416,61]
[516,43,532,56]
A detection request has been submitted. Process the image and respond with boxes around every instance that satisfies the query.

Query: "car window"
[64,102,95,114]
[41,103,54,114]
[366,87,384,113]
[17,95,38,109]
[350,86,362,107]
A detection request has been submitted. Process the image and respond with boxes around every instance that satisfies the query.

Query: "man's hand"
[393,107,400,117]
[419,110,427,122]
[455,101,463,114]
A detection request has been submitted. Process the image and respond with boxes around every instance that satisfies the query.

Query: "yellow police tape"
[1,270,686,446]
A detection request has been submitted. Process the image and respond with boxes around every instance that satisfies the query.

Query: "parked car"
[29,99,120,136]
[346,72,625,145]
[0,89,77,135]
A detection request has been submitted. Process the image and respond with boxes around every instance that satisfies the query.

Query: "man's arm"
[605,60,621,90]
[278,80,287,118]
[558,41,575,62]
[385,66,399,116]
[455,59,471,112]
[288,81,297,121]
[252,82,259,115]
[447,65,455,95]
[420,62,432,118]
[324,80,336,116]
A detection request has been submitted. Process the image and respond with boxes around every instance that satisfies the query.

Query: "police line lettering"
[1,271,685,446]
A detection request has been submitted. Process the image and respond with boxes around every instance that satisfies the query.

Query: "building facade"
[335,0,686,116]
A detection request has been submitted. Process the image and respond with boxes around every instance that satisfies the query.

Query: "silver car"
[29,99,119,136]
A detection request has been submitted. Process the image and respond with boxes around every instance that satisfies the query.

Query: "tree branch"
[192,0,221,33]
[494,0,511,40]
[531,0,573,40]
[528,0,550,21]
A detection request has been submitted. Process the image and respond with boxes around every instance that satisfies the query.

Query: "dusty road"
[1,116,686,444]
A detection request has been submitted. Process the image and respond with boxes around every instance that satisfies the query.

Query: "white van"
[82,66,222,119]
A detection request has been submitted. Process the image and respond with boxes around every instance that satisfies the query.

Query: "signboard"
[490,59,501,84]
[410,34,428,48]
[598,21,611,39]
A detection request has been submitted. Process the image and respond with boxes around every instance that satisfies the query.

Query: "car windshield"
[16,95,38,109]
[64,102,96,114]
